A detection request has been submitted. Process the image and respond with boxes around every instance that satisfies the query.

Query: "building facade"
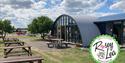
[52,14,125,47]
[95,13,125,46]
[51,15,82,44]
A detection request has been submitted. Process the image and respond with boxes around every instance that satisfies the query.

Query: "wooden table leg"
[22,47,32,56]
[19,42,24,46]
[29,47,32,56]
[4,49,7,58]
[22,42,24,45]
[5,43,10,47]
[6,49,13,55]
[4,48,13,58]
[38,60,42,63]
[55,41,59,48]
[29,61,34,63]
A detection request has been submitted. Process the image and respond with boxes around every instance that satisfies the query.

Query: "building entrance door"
[112,22,122,45]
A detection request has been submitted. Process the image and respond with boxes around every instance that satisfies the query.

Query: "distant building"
[16,28,28,35]
[52,14,125,47]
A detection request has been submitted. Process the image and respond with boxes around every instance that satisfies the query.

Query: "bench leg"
[22,47,32,56]
[29,61,34,63]
[38,60,42,63]
[28,47,32,56]
[48,43,54,48]
[62,43,68,48]
[4,49,7,58]
[65,44,68,48]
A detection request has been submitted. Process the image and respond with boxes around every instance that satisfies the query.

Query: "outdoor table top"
[2,46,31,49]
[50,38,63,41]
[50,39,63,44]
[4,41,25,47]
[4,42,24,44]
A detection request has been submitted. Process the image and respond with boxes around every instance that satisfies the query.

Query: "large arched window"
[51,14,82,44]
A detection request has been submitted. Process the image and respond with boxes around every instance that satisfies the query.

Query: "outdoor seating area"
[1,0,125,62]
[0,38,44,63]
[47,40,70,48]
[46,37,70,48]
[3,45,32,58]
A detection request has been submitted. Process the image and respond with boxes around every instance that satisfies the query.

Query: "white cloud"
[110,0,125,12]
[0,0,32,9]
[0,0,65,28]
[0,0,122,28]
[32,1,46,9]
[0,0,46,28]
[63,0,107,15]
[88,12,118,17]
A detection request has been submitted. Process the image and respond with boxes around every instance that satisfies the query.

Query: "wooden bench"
[0,56,44,63]
[46,42,54,48]
[4,42,25,47]
[61,41,70,48]
[47,41,70,48]
[3,46,32,58]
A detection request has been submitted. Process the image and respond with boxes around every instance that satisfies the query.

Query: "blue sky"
[0,0,125,28]
[96,0,123,13]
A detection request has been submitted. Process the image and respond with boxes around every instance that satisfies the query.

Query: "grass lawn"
[33,47,125,63]
[0,46,124,63]
[33,48,94,63]
[114,50,125,63]
[0,35,125,63]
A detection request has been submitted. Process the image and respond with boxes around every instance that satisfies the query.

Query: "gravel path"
[17,37,74,52]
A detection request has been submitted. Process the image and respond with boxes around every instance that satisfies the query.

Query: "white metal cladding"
[72,15,100,47]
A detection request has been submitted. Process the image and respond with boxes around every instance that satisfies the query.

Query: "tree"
[28,16,53,39]
[0,19,14,41]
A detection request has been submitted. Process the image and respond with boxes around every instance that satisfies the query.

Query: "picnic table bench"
[4,42,25,47]
[4,38,19,42]
[61,41,70,47]
[47,38,63,48]
[47,39,70,48]
[3,46,32,58]
[0,56,44,63]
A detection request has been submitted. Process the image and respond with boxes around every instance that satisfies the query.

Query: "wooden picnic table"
[51,38,63,44]
[50,38,63,42]
[47,38,67,48]
[4,42,25,47]
[3,46,32,58]
[0,56,44,63]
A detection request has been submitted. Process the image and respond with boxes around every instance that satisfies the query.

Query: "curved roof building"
[52,14,125,47]
[51,14,100,47]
